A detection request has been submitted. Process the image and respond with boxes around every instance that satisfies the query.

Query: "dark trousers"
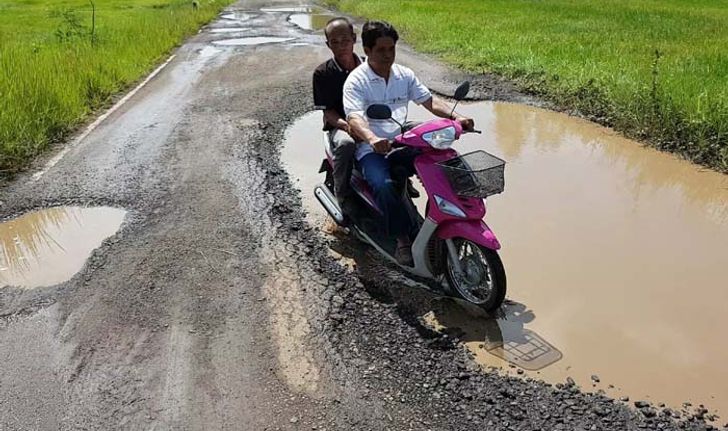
[329,129,357,206]
[358,148,416,238]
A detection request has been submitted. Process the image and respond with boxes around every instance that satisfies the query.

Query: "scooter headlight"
[422,126,456,149]
[434,195,466,218]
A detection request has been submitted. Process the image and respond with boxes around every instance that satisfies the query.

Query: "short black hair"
[324,17,354,39]
[361,20,399,49]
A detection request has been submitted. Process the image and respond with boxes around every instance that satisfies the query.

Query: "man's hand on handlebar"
[369,137,391,154]
[458,117,475,132]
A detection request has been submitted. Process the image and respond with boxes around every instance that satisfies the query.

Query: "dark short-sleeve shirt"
[312,55,362,131]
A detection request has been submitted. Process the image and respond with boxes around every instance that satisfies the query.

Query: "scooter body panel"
[436,219,501,251]
[322,132,382,215]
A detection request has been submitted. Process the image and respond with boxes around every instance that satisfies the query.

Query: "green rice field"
[0,0,233,173]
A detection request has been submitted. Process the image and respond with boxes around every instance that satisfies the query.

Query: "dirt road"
[0,1,721,430]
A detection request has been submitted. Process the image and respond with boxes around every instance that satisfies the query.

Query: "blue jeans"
[358,149,416,238]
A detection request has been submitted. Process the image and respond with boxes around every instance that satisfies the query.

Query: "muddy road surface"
[0,1,724,430]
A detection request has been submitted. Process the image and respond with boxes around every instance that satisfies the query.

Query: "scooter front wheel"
[444,239,506,312]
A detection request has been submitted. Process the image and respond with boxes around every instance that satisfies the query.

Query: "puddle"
[288,13,331,31]
[424,300,563,371]
[261,6,315,13]
[209,27,246,33]
[212,37,295,46]
[0,206,126,289]
[197,45,222,60]
[281,103,728,417]
[220,12,252,21]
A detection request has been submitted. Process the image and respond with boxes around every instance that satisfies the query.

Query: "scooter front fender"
[436,219,501,251]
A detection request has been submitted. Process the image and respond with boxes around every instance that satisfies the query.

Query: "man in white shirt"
[343,20,474,266]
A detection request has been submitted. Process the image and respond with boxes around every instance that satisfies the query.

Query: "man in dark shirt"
[312,17,362,218]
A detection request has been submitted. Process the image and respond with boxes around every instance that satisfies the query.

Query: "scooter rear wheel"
[444,239,506,312]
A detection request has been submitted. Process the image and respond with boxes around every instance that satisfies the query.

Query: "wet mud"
[281,101,728,419]
[225,136,328,396]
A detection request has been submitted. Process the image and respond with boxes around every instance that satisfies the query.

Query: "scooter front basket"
[438,150,505,198]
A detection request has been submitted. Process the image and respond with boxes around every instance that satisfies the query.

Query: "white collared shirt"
[343,61,432,159]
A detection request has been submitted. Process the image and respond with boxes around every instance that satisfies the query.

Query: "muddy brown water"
[281,102,728,417]
[0,207,126,289]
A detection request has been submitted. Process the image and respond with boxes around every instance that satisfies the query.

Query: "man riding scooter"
[343,20,475,266]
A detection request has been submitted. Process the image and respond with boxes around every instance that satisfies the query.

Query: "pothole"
[281,102,728,417]
[261,6,315,13]
[220,12,253,21]
[0,206,126,289]
[212,37,295,46]
[197,46,222,60]
[209,27,247,33]
[288,13,331,31]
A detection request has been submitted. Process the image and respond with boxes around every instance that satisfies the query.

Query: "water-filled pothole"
[0,206,126,289]
[209,27,247,33]
[288,13,331,31]
[261,6,314,13]
[212,37,295,46]
[220,12,252,21]
[281,102,728,417]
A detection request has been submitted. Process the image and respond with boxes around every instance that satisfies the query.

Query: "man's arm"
[323,109,349,132]
[348,114,390,154]
[404,66,474,131]
[313,69,349,131]
[421,96,475,131]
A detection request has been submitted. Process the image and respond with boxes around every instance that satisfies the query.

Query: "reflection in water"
[426,300,562,371]
[0,207,71,277]
[0,207,126,289]
[288,13,332,31]
[281,102,728,417]
[480,103,728,226]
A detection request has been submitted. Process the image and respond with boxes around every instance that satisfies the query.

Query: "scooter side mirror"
[454,81,470,101]
[366,104,392,120]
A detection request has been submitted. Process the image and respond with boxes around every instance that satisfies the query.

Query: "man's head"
[361,20,398,71]
[325,17,356,61]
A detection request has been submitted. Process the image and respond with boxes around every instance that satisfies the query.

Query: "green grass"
[0,0,233,174]
[323,0,728,172]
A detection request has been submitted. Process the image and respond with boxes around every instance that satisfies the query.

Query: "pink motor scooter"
[315,82,507,311]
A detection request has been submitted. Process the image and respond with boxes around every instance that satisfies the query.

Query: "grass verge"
[0,0,234,174]
[323,0,728,172]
